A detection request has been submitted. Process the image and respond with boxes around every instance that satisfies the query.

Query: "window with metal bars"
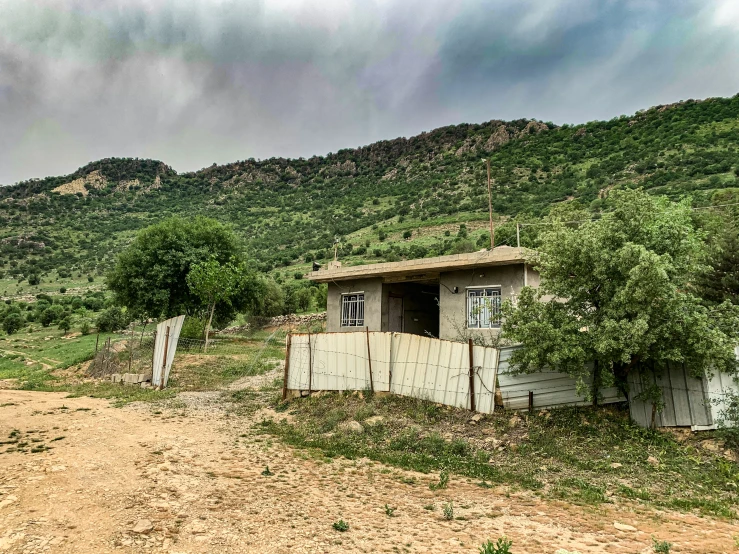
[340,293,365,327]
[467,287,502,328]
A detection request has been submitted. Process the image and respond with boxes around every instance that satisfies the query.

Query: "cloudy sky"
[1,0,739,185]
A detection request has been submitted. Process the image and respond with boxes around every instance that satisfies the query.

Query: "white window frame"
[466,286,502,329]
[340,292,365,327]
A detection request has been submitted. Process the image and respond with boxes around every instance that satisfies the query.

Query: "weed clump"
[480,537,513,554]
[332,519,349,532]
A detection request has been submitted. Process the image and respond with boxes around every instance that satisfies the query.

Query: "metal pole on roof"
[516,223,520,248]
[484,158,495,250]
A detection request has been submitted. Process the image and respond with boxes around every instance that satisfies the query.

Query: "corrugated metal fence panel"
[286,332,498,414]
[628,363,713,429]
[287,332,391,392]
[152,315,185,387]
[497,346,625,410]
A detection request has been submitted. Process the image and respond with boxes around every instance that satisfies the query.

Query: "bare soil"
[0,388,736,554]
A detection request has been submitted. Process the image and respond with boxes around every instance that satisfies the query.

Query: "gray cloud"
[1,0,738,184]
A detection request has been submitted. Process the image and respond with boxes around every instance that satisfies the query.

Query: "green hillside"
[1,95,739,290]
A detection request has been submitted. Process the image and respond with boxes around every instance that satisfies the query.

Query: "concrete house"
[307,247,539,342]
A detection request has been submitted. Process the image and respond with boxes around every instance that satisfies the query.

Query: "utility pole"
[483,158,495,250]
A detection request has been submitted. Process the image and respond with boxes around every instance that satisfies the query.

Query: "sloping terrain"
[1,95,738,281]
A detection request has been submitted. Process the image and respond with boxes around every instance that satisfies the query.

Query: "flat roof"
[307,246,529,283]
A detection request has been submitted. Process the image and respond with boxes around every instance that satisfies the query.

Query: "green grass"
[255,393,739,518]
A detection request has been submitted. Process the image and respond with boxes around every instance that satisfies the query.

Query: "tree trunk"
[204,302,216,353]
[592,358,600,407]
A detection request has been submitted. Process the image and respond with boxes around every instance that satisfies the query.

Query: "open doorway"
[383,282,439,337]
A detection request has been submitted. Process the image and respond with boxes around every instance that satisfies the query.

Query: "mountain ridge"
[1,94,738,283]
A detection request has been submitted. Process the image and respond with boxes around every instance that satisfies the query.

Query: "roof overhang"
[307,246,531,283]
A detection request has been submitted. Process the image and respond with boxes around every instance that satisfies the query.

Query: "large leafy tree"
[107,216,245,320]
[502,189,739,403]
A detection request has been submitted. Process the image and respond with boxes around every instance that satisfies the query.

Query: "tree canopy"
[107,216,243,320]
[501,189,739,402]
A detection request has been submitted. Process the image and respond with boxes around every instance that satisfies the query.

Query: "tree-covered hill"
[1,94,738,283]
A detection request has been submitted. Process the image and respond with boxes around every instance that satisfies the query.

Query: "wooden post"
[307,332,312,394]
[468,339,476,412]
[282,334,292,401]
[151,330,157,374]
[528,390,534,413]
[160,326,170,389]
[95,333,100,353]
[139,321,147,346]
[128,324,135,373]
[103,338,111,374]
[365,327,374,393]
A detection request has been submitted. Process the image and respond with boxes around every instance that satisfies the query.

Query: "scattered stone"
[338,420,364,434]
[613,522,637,532]
[509,415,521,428]
[646,456,659,466]
[132,520,153,534]
[701,440,720,452]
[0,495,18,509]
[610,463,622,469]
[364,416,384,427]
[470,414,483,423]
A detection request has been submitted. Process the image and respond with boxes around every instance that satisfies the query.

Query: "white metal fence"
[285,331,499,413]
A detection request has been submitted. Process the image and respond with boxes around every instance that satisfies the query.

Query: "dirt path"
[0,389,736,554]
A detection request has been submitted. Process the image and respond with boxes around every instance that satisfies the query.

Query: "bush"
[58,317,71,334]
[403,230,412,239]
[480,537,513,554]
[180,316,206,340]
[2,313,23,335]
[59,287,67,294]
[87,275,94,282]
[28,274,40,286]
[80,321,91,336]
[95,306,130,332]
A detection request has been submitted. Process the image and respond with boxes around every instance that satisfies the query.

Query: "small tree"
[58,317,71,335]
[502,189,739,402]
[186,258,243,351]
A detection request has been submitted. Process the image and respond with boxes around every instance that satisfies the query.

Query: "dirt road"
[0,389,736,553]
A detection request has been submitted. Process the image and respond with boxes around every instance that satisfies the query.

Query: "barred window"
[341,293,365,327]
[467,287,502,328]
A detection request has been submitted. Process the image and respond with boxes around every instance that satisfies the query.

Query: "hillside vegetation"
[1,95,739,287]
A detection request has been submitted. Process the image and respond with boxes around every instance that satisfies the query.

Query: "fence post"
[528,391,534,413]
[365,327,375,393]
[160,326,170,389]
[103,337,111,375]
[151,330,157,374]
[128,324,135,373]
[307,332,312,394]
[282,333,292,401]
[468,339,476,412]
[95,333,100,354]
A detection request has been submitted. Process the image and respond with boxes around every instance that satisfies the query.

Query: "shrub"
[442,501,454,520]
[58,317,71,334]
[95,306,130,332]
[59,287,67,294]
[403,230,412,239]
[652,538,672,553]
[80,321,91,336]
[480,537,513,554]
[180,316,206,340]
[28,274,40,286]
[332,520,349,532]
[2,313,23,335]
[87,275,94,282]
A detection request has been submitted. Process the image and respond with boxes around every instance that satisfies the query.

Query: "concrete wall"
[327,278,383,332]
[438,263,538,341]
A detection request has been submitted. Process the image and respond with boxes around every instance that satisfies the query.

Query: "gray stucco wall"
[438,263,537,341]
[326,278,383,332]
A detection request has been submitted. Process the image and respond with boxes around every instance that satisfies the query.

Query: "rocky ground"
[0,374,737,553]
